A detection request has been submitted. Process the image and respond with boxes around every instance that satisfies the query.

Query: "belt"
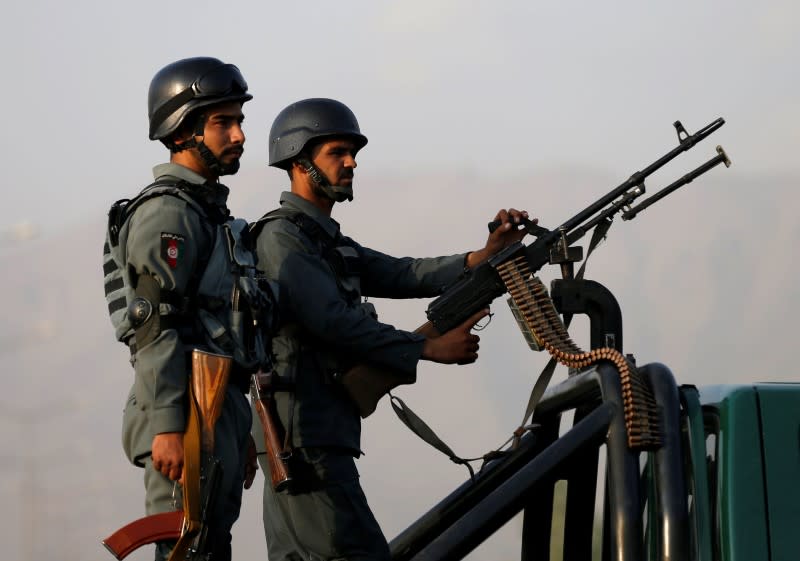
[127,322,197,356]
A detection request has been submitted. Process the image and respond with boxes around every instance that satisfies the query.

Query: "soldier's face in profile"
[309,138,358,186]
[201,101,246,168]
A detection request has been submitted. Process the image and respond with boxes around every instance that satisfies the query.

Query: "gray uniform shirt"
[121,163,232,465]
[254,191,466,454]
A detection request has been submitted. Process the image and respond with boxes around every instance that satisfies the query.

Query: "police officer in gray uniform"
[250,98,528,560]
[103,57,276,561]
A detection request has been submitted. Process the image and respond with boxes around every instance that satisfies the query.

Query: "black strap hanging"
[389,394,476,479]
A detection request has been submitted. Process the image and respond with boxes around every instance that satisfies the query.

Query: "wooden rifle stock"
[251,370,292,492]
[339,322,441,418]
[101,349,231,560]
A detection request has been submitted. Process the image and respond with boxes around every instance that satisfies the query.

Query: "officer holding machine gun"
[250,97,529,561]
[102,57,277,561]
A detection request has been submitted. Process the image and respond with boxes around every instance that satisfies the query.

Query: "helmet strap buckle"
[297,157,352,203]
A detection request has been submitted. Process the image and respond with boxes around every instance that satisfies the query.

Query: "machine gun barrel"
[622,145,731,221]
[426,118,729,335]
[553,117,725,236]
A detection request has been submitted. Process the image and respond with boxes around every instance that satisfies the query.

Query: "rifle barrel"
[556,118,725,236]
[622,145,731,221]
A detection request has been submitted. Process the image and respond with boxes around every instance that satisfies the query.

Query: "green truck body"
[682,383,800,561]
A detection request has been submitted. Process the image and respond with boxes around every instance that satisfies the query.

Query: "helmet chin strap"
[168,116,240,177]
[297,157,353,202]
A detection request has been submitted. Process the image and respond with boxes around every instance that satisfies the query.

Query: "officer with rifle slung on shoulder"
[248,97,530,561]
[101,57,278,561]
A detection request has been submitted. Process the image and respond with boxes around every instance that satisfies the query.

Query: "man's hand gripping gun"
[342,118,731,416]
[101,349,231,561]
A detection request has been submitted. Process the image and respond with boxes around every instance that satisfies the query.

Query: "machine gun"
[426,117,729,334]
[341,118,730,418]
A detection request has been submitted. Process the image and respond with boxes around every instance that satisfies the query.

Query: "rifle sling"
[575,217,611,282]
[389,394,475,479]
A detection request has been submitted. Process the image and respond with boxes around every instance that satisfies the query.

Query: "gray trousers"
[142,388,252,561]
[259,447,391,561]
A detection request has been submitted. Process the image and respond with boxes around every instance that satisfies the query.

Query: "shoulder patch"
[160,232,186,269]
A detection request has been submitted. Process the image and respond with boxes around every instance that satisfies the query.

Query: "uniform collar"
[153,162,230,208]
[279,191,341,239]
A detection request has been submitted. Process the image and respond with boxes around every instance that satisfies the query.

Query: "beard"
[217,146,244,176]
[311,180,329,199]
[216,158,241,176]
[198,142,242,176]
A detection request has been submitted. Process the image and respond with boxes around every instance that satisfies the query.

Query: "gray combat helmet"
[268,98,368,170]
[148,56,252,141]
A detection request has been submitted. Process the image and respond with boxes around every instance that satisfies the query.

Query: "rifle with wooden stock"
[251,370,292,491]
[102,349,231,560]
[340,118,731,417]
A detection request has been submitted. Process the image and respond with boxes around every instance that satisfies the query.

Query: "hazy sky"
[1,2,799,561]
[1,1,798,235]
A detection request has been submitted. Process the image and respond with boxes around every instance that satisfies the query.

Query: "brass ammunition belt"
[497,256,661,450]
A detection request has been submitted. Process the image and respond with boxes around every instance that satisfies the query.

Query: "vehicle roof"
[692,382,800,407]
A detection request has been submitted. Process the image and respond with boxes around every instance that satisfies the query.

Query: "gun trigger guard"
[473,312,493,331]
